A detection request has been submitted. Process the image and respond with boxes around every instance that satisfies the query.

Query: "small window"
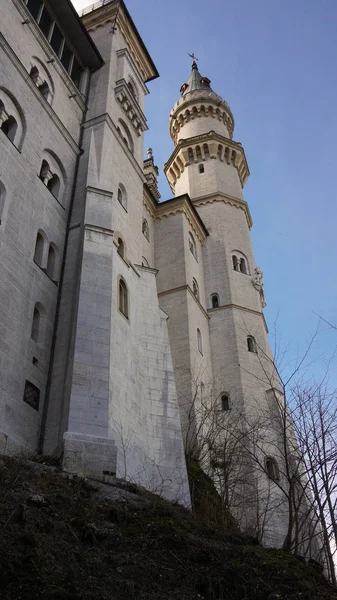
[1,116,18,143]
[34,232,44,266]
[46,244,57,279]
[211,294,219,308]
[26,0,43,20]
[240,258,247,274]
[60,42,72,72]
[221,394,230,411]
[247,336,257,354]
[142,218,150,241]
[199,164,205,174]
[47,174,60,199]
[117,237,125,259]
[50,23,64,55]
[188,232,197,260]
[197,328,203,354]
[38,6,53,38]
[0,181,6,223]
[265,457,279,482]
[119,278,128,318]
[23,380,40,410]
[31,305,40,342]
[232,255,239,271]
[192,278,199,300]
[117,185,127,210]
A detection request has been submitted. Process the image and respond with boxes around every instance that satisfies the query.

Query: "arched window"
[117,237,125,259]
[118,278,129,319]
[29,61,54,104]
[0,181,6,223]
[231,150,236,166]
[211,294,219,308]
[197,328,203,354]
[34,232,45,266]
[117,184,127,210]
[247,336,257,354]
[199,164,204,174]
[192,278,199,300]
[1,115,18,143]
[265,457,280,482]
[188,232,197,260]
[47,173,60,199]
[46,244,57,280]
[232,255,239,271]
[31,305,40,342]
[118,119,134,154]
[142,218,149,241]
[221,393,230,411]
[196,146,202,162]
[188,148,194,164]
[240,258,247,274]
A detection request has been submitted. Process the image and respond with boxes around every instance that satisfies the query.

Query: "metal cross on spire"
[188,52,199,62]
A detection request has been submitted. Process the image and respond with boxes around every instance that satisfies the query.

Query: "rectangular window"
[38,6,53,39]
[26,0,43,20]
[23,380,40,411]
[61,42,73,72]
[71,57,83,89]
[50,23,64,56]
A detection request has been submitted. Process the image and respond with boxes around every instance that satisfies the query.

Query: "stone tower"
[161,61,287,544]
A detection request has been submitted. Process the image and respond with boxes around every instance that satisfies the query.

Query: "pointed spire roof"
[180,61,213,96]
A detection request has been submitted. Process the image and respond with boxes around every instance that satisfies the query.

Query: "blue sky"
[73,0,337,385]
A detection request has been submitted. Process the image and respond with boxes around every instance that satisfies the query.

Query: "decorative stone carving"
[252,266,267,308]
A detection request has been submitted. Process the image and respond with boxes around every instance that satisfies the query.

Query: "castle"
[0,0,316,550]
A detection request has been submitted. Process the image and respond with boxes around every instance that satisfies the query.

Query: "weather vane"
[188,52,199,62]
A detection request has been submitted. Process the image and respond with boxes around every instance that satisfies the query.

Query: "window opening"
[192,278,199,300]
[188,232,197,260]
[247,336,257,354]
[1,116,18,143]
[117,238,124,259]
[197,328,203,354]
[61,42,72,71]
[240,258,247,274]
[26,0,43,20]
[46,245,56,279]
[38,6,53,38]
[34,232,44,266]
[266,457,279,481]
[31,306,40,342]
[199,164,204,174]
[119,279,128,318]
[23,380,40,410]
[211,294,219,308]
[50,23,64,55]
[221,394,230,411]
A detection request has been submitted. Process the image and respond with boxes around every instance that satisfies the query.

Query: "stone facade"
[0,0,321,552]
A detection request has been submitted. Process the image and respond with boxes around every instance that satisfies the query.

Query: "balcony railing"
[78,0,115,17]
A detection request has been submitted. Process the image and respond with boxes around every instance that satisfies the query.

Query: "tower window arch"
[0,181,6,224]
[118,277,129,319]
[117,237,125,259]
[265,457,280,482]
[220,393,230,411]
[142,218,150,241]
[192,278,199,300]
[247,335,257,354]
[117,184,127,210]
[188,232,197,260]
[211,293,219,308]
[46,243,58,280]
[232,251,249,275]
[39,153,65,203]
[0,90,26,150]
[197,328,203,354]
[34,231,46,267]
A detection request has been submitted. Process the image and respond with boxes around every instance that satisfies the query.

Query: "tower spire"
[180,58,213,96]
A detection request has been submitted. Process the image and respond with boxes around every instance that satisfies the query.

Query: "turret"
[164,61,249,202]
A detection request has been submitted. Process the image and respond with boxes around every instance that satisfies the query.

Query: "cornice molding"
[154,196,208,244]
[0,32,80,154]
[164,131,249,192]
[158,284,210,321]
[193,192,253,229]
[208,303,268,333]
[82,1,157,83]
[170,94,234,143]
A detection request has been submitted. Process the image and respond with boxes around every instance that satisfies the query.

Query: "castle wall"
[174,156,244,200]
[0,0,85,454]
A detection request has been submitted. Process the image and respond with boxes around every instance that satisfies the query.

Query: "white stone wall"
[0,0,83,453]
[174,157,244,200]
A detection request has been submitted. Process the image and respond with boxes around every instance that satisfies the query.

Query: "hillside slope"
[0,457,335,600]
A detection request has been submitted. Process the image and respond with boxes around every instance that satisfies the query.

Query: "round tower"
[164,62,249,202]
